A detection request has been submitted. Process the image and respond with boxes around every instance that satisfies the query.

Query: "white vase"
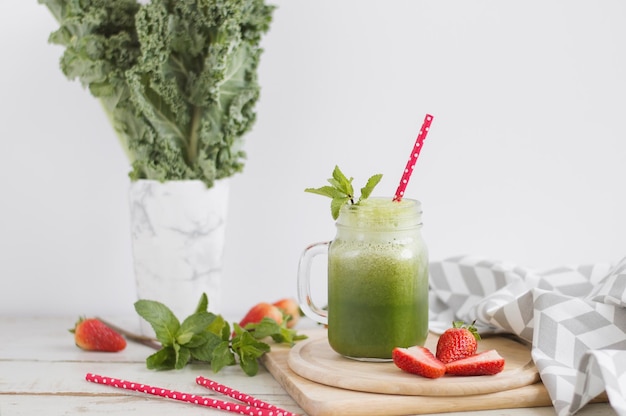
[128,179,229,332]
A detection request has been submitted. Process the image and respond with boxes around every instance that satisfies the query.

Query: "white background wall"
[1,1,625,319]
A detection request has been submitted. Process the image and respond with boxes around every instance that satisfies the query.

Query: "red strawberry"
[272,298,302,328]
[392,346,446,379]
[70,318,126,352]
[445,349,505,376]
[239,302,284,329]
[436,320,481,364]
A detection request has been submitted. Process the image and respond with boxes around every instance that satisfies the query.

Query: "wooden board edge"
[262,346,557,416]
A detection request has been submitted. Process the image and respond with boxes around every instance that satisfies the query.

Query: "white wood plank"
[0,317,618,416]
[0,396,615,416]
[0,316,152,362]
[0,316,303,414]
[1,361,291,396]
[0,395,304,416]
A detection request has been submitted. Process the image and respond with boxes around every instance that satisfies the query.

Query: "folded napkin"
[429,255,626,416]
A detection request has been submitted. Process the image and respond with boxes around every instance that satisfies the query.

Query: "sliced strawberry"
[445,349,505,376]
[70,318,126,352]
[392,346,446,379]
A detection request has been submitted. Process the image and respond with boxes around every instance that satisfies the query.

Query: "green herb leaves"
[134,293,305,376]
[39,0,275,188]
[305,166,382,220]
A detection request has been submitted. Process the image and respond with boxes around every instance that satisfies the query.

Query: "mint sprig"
[305,165,383,220]
[134,293,307,376]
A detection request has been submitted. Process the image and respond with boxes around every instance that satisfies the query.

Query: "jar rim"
[336,197,422,229]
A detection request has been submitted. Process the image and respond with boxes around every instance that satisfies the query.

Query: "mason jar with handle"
[298,197,429,361]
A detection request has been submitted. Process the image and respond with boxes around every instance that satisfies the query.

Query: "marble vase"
[128,179,229,329]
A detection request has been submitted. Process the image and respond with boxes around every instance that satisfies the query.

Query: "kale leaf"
[40,0,275,188]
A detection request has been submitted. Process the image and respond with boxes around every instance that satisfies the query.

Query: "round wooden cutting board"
[287,332,539,396]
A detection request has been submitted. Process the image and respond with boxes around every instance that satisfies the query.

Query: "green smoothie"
[326,198,429,360]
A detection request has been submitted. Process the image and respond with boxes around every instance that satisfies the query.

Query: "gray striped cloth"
[429,255,626,416]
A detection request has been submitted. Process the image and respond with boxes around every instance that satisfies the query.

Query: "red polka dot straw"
[85,373,299,416]
[196,376,286,413]
[393,114,434,202]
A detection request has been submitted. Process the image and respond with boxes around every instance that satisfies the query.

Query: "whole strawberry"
[70,318,126,352]
[239,302,284,329]
[272,298,302,328]
[436,320,480,364]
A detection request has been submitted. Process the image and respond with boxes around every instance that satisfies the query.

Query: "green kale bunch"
[40,0,275,188]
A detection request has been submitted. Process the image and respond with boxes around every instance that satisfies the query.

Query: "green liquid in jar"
[327,202,429,359]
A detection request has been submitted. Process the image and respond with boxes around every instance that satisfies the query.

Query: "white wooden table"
[0,317,617,416]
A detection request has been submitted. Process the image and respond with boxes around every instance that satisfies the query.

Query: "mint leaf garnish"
[231,328,271,377]
[134,299,180,347]
[194,292,209,314]
[146,347,176,370]
[329,197,349,220]
[330,165,355,201]
[305,165,383,220]
[177,311,217,344]
[359,173,383,203]
[134,293,307,376]
[173,343,191,370]
[211,341,236,373]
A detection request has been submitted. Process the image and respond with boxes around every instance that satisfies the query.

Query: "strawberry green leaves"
[305,166,383,220]
[134,293,306,376]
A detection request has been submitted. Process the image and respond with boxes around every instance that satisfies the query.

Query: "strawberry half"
[445,349,505,376]
[436,320,481,364]
[392,346,446,379]
[70,318,126,352]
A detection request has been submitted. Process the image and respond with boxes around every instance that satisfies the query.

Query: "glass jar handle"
[297,241,330,325]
